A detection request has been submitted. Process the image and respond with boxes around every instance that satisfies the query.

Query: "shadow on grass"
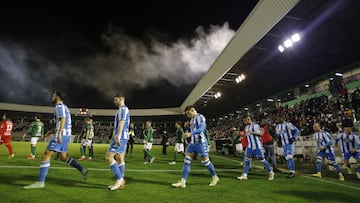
[273,190,356,202]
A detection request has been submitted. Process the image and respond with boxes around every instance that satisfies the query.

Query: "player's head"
[52,91,65,104]
[342,119,353,134]
[184,120,190,127]
[84,117,91,124]
[184,105,197,118]
[35,114,41,121]
[113,93,125,107]
[2,113,7,120]
[242,115,252,125]
[277,114,285,123]
[175,121,182,128]
[130,122,134,128]
[313,123,321,132]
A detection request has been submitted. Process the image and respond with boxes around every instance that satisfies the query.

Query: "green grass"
[0,142,359,203]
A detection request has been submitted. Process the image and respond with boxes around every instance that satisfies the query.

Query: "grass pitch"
[0,142,359,203]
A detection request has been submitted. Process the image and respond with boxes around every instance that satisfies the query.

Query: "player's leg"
[312,153,323,178]
[79,140,86,160]
[327,153,344,181]
[109,140,128,190]
[88,142,93,160]
[129,141,133,157]
[199,143,219,186]
[144,143,155,163]
[269,144,279,172]
[172,144,194,188]
[257,149,274,180]
[23,147,54,189]
[28,137,38,159]
[354,153,360,179]
[342,153,351,174]
[285,144,295,177]
[5,142,14,158]
[238,148,252,180]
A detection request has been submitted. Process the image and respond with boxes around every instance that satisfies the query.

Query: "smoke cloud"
[0,22,235,107]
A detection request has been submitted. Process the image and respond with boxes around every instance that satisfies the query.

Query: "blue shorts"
[186,142,209,158]
[46,136,71,153]
[245,147,265,159]
[283,144,295,156]
[108,139,128,154]
[342,152,360,160]
[317,151,336,161]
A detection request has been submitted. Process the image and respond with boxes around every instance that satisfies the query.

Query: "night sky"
[0,1,258,109]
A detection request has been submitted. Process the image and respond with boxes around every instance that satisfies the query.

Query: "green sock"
[80,147,85,156]
[89,148,93,158]
[145,150,153,160]
[31,146,36,155]
[173,152,177,161]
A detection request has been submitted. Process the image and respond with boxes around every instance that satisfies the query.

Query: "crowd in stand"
[209,88,360,143]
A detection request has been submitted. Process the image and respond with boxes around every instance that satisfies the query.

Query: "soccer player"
[0,114,14,158]
[312,123,344,181]
[172,105,219,188]
[169,121,185,165]
[126,122,135,157]
[143,120,155,164]
[22,114,45,159]
[335,120,360,179]
[106,93,130,190]
[78,117,94,161]
[24,91,89,189]
[275,114,299,178]
[237,116,274,180]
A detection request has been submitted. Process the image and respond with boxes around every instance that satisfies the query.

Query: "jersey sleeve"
[56,105,66,118]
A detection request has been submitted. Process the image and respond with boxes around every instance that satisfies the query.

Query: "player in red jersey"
[0,114,14,158]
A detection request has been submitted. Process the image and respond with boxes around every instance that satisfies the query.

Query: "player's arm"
[116,120,125,145]
[334,134,340,148]
[290,123,300,139]
[57,117,66,143]
[252,124,263,136]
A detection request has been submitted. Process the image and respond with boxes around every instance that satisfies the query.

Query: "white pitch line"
[301,175,360,191]
[0,165,239,172]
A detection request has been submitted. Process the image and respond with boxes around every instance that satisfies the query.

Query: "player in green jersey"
[143,120,155,164]
[78,117,94,160]
[169,121,185,164]
[23,114,44,159]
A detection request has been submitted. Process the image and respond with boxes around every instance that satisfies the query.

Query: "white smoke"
[0,22,235,106]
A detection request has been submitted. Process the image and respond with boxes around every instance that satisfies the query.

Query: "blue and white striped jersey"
[275,122,300,145]
[313,130,335,153]
[54,102,72,137]
[245,123,264,149]
[114,105,130,140]
[336,132,360,153]
[189,113,206,144]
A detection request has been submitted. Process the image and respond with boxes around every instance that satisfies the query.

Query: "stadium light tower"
[278,32,301,53]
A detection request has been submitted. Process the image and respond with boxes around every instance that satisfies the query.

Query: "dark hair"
[184,105,195,112]
[114,93,125,98]
[35,114,41,119]
[175,121,182,126]
[242,115,251,120]
[342,119,353,128]
[54,91,65,100]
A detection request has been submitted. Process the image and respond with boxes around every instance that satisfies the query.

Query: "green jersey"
[144,126,154,143]
[231,134,241,144]
[175,126,184,143]
[205,129,210,143]
[26,121,44,137]
[81,124,94,140]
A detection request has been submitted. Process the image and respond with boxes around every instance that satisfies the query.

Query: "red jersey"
[261,125,273,144]
[240,130,248,149]
[0,120,14,138]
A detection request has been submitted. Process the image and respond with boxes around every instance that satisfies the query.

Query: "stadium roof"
[189,0,360,118]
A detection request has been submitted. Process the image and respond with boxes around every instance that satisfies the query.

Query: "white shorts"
[144,142,153,150]
[175,143,184,152]
[30,137,41,145]
[235,143,243,152]
[80,139,93,147]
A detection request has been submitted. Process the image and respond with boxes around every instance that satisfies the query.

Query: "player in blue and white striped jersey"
[24,91,89,189]
[275,114,299,178]
[106,93,130,190]
[312,123,344,181]
[335,120,360,179]
[172,105,219,188]
[237,116,274,180]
